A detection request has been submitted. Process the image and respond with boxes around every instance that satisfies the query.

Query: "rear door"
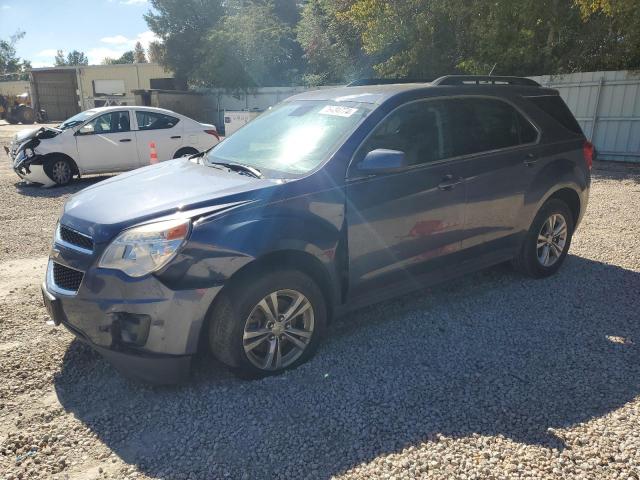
[75,111,138,172]
[446,97,540,253]
[346,99,467,300]
[133,110,184,165]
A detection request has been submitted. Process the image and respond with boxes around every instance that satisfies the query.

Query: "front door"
[346,99,467,301]
[75,111,138,173]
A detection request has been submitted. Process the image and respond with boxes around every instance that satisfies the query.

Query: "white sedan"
[6,106,220,187]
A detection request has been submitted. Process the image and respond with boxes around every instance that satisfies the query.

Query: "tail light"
[204,129,220,141]
[583,140,594,170]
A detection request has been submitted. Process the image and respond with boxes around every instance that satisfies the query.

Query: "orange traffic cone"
[149,142,158,164]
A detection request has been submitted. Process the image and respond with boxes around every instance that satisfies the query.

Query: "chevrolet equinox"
[42,76,592,383]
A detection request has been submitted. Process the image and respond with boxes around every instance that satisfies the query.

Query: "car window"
[136,111,180,130]
[357,100,448,167]
[446,98,537,156]
[525,95,583,135]
[78,111,131,135]
[206,100,372,176]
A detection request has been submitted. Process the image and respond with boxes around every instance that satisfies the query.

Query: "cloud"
[120,0,148,4]
[1,5,11,10]
[32,61,53,68]
[87,31,161,64]
[100,35,130,45]
[36,49,58,57]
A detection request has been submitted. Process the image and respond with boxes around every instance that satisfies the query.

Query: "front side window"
[78,111,130,135]
[356,100,449,167]
[205,100,372,176]
[136,111,179,130]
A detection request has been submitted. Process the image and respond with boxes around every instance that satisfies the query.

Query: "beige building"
[0,80,31,97]
[30,63,173,120]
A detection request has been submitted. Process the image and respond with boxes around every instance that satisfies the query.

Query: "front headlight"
[99,219,190,278]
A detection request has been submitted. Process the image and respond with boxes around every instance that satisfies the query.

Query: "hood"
[13,126,61,145]
[62,158,281,242]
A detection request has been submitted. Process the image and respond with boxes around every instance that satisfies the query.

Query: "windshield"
[58,110,99,130]
[205,100,371,177]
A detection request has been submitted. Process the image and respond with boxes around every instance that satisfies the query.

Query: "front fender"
[159,197,344,292]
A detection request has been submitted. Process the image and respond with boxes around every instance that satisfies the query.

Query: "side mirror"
[357,149,408,174]
[76,125,95,136]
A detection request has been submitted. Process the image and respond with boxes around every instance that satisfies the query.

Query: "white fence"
[530,71,640,162]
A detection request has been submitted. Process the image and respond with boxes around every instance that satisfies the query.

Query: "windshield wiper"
[208,161,263,179]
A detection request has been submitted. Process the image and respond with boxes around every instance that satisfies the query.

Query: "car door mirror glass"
[357,149,408,174]
[77,124,95,135]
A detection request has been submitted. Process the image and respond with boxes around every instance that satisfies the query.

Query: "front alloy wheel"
[243,289,314,371]
[51,159,72,185]
[208,269,327,377]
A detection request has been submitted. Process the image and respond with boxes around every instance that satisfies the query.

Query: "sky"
[0,0,159,67]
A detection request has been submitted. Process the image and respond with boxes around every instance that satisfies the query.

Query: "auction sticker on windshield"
[318,105,358,117]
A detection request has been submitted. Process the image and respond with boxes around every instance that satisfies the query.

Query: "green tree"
[297,0,369,85]
[103,51,136,65]
[338,0,640,78]
[134,41,147,63]
[145,0,225,88]
[66,50,89,66]
[55,49,89,66]
[147,41,165,63]
[572,0,640,70]
[54,49,66,67]
[0,31,31,80]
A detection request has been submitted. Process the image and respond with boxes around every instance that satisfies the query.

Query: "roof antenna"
[489,63,497,76]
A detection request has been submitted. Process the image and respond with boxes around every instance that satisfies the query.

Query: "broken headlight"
[99,219,190,278]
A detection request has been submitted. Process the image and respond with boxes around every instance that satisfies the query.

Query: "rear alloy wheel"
[50,159,73,186]
[208,269,327,376]
[243,289,315,371]
[536,213,568,267]
[513,198,574,278]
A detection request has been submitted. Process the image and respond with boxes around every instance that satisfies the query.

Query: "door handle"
[119,139,132,142]
[524,153,537,167]
[438,174,463,191]
[170,135,181,139]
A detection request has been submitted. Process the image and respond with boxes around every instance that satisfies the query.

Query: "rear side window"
[446,98,538,157]
[525,95,583,135]
[136,111,180,130]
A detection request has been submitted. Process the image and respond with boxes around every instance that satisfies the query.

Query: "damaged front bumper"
[9,149,57,188]
[6,131,59,187]
[42,240,222,383]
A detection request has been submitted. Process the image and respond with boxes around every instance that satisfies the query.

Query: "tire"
[173,147,198,159]
[208,269,327,377]
[513,199,574,278]
[44,157,74,186]
[17,105,35,124]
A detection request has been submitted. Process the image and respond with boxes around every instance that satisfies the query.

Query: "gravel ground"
[0,120,639,480]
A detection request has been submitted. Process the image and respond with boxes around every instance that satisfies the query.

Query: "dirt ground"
[0,120,639,480]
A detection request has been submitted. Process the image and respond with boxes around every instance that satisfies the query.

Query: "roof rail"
[347,78,434,87]
[431,75,541,87]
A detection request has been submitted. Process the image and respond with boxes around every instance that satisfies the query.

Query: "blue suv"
[42,76,592,383]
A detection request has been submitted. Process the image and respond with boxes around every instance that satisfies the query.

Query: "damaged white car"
[6,106,220,187]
